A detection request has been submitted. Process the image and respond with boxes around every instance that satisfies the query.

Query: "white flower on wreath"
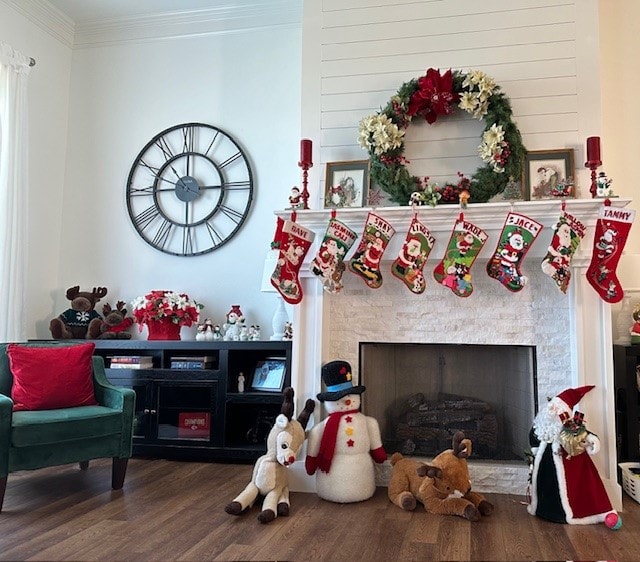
[459,70,497,120]
[357,114,405,155]
[479,124,507,173]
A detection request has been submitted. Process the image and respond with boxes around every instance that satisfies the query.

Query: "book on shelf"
[109,355,154,368]
[170,360,213,370]
[109,362,153,369]
[170,355,215,363]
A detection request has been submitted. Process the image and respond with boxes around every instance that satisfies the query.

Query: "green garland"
[357,68,526,205]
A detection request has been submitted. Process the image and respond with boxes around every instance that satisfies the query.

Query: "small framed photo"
[324,160,370,208]
[523,149,575,200]
[250,358,286,392]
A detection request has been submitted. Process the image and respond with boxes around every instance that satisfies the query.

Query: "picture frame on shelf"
[523,149,575,200]
[324,160,370,208]
[250,358,286,392]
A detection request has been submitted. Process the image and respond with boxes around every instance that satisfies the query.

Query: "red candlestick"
[300,139,312,166]
[586,136,601,165]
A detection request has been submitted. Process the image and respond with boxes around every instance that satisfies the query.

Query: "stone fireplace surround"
[280,199,630,508]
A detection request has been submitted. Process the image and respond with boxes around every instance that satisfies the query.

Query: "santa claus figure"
[305,360,386,503]
[528,385,621,527]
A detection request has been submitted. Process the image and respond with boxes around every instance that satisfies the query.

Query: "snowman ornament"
[305,360,387,503]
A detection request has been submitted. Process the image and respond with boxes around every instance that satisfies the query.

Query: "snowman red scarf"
[315,409,360,473]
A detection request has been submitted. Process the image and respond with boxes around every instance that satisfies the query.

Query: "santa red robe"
[528,429,614,524]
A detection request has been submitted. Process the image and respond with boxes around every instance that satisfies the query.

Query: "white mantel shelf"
[276,197,632,231]
[277,198,632,264]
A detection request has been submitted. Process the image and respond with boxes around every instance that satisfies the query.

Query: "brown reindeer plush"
[225,387,315,523]
[387,431,494,521]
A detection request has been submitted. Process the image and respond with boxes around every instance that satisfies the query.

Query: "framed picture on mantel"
[524,149,575,200]
[324,160,370,208]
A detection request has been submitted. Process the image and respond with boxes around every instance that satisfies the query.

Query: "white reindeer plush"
[224,387,315,523]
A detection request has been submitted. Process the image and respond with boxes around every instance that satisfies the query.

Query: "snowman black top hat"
[317,360,366,402]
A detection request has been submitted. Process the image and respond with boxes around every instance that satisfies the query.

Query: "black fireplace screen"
[359,342,537,461]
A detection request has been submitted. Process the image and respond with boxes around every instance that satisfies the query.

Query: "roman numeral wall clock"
[126,122,254,256]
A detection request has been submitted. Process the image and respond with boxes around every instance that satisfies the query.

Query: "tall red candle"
[300,139,312,166]
[586,136,601,164]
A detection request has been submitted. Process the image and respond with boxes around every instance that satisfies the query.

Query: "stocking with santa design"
[348,212,395,289]
[310,216,358,294]
[433,215,488,297]
[586,205,635,303]
[390,215,435,294]
[270,217,315,305]
[541,211,586,294]
[486,211,543,292]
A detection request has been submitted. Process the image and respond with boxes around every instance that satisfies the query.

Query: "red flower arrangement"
[131,290,201,328]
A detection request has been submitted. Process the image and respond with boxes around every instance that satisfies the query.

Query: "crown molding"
[1,0,74,47]
[72,2,302,48]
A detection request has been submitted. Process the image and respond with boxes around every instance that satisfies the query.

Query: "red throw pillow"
[7,342,98,411]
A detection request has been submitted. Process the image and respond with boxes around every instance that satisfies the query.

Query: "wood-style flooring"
[1,457,639,561]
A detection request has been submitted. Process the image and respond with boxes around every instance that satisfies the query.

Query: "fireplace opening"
[360,342,538,461]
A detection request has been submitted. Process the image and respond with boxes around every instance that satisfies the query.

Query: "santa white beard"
[533,397,569,443]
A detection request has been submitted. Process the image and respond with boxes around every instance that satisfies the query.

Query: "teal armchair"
[0,343,135,511]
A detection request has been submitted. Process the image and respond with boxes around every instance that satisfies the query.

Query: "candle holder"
[585,159,601,199]
[298,160,312,210]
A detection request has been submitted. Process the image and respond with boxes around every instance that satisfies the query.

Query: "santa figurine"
[528,385,621,528]
[305,360,387,503]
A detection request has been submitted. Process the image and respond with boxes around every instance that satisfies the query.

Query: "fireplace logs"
[392,392,498,458]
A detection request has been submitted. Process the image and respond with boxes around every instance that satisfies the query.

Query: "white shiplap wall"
[302,0,599,204]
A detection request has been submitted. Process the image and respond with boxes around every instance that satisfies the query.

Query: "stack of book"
[109,355,154,369]
[170,356,215,369]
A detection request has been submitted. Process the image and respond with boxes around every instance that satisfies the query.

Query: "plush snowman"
[305,360,387,503]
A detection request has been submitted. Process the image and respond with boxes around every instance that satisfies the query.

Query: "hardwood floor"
[1,457,639,561]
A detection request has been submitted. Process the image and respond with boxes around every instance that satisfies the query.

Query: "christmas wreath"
[357,68,526,205]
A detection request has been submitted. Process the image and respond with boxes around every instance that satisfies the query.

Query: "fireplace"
[282,199,628,507]
[360,343,537,462]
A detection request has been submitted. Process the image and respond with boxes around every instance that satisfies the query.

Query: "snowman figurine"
[305,360,387,503]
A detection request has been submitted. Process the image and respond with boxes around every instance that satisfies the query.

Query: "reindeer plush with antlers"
[225,387,315,523]
[49,285,108,339]
[388,431,494,521]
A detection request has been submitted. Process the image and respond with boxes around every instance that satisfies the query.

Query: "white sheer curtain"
[0,43,31,342]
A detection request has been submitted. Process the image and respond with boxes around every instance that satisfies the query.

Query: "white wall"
[0,0,72,339]
[4,13,301,339]
[600,0,640,289]
[56,26,302,339]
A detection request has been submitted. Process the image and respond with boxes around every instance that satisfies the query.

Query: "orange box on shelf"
[178,412,211,438]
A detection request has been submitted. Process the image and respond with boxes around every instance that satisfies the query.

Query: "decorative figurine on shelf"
[92,301,134,339]
[249,325,261,341]
[282,322,293,341]
[239,323,250,341]
[527,385,621,528]
[223,305,245,341]
[630,303,640,344]
[196,318,216,341]
[305,360,386,503]
[49,285,108,339]
[213,324,222,341]
[596,172,614,198]
[288,187,303,210]
[238,372,245,393]
[501,176,523,200]
[550,177,574,198]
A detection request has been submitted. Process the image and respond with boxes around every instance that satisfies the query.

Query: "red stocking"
[270,218,315,304]
[586,205,635,303]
